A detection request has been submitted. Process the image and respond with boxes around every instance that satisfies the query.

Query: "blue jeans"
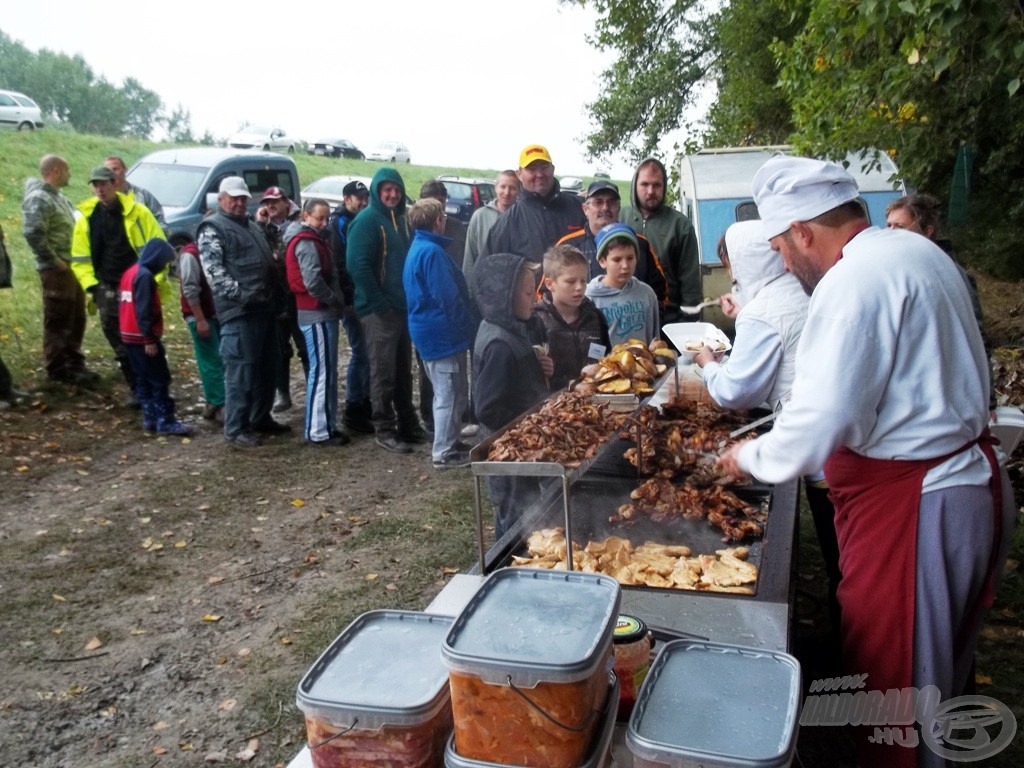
[301,320,339,442]
[341,312,370,405]
[423,352,468,461]
[220,312,277,438]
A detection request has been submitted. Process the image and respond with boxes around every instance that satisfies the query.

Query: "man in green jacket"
[70,166,166,402]
[346,167,425,454]
[620,157,701,324]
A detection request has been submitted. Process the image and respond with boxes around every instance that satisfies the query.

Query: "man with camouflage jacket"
[21,155,98,385]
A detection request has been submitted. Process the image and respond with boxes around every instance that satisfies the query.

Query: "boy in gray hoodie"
[585,223,660,346]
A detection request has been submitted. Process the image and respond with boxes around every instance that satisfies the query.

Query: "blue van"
[126,148,301,250]
[677,146,905,328]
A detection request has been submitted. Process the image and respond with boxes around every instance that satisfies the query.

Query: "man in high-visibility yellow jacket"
[71,166,166,403]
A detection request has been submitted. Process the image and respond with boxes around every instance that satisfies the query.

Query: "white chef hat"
[752,156,860,240]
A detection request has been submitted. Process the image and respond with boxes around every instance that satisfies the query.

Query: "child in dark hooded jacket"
[119,239,191,435]
[472,252,553,538]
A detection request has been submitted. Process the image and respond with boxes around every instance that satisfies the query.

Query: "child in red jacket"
[119,239,191,435]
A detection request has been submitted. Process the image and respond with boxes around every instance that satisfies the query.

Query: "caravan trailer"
[677,146,905,329]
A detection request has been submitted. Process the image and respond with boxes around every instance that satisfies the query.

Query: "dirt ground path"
[0,389,477,767]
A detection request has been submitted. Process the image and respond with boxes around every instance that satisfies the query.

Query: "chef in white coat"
[718,156,1015,768]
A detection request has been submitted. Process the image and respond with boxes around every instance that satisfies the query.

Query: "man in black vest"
[197,177,291,448]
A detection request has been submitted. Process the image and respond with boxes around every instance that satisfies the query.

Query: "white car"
[367,141,411,164]
[228,125,296,153]
[0,89,44,131]
[301,175,373,212]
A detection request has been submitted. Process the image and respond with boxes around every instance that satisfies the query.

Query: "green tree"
[161,104,196,144]
[775,0,1024,274]
[564,0,719,163]
[0,28,164,139]
[704,0,807,147]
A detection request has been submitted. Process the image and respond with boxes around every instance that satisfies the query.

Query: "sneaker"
[459,423,480,438]
[202,403,222,421]
[309,432,350,447]
[399,425,429,444]
[49,369,99,386]
[433,450,472,470]
[253,419,292,435]
[157,421,193,436]
[343,416,375,435]
[272,390,292,413]
[226,432,263,448]
[375,433,413,454]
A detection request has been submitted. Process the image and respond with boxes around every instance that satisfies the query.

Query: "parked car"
[126,148,300,250]
[434,176,495,224]
[307,138,364,160]
[228,125,296,153]
[593,170,611,179]
[301,175,373,212]
[0,88,44,131]
[559,176,584,195]
[367,141,411,163]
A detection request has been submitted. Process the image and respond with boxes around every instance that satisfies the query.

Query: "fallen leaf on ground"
[52,594,66,602]
[201,614,222,622]
[236,738,259,761]
[386,583,398,591]
[83,636,102,651]
[364,573,379,580]
[129,629,146,636]
[174,541,187,548]
[443,567,459,575]
[153,721,169,731]
[204,752,227,763]
[975,674,993,685]
[218,698,237,711]
[237,648,251,657]
[290,499,305,507]
[152,746,168,755]
[208,576,224,585]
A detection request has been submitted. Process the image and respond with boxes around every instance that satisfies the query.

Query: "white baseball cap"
[218,176,251,198]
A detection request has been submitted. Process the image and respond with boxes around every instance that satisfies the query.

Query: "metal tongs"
[727,410,778,439]
[678,297,722,314]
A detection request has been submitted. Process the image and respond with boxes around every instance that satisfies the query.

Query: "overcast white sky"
[1,0,699,179]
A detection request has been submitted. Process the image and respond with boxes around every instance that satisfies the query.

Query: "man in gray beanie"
[719,155,1014,768]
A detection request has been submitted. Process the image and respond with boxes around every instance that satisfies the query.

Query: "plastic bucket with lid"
[296,610,454,768]
[443,674,620,768]
[627,639,801,768]
[442,568,621,768]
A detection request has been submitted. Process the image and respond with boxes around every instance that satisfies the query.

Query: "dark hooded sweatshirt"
[619,156,701,319]
[119,239,175,344]
[472,253,549,433]
[346,167,411,317]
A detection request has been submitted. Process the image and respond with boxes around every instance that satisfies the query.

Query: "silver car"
[0,89,44,131]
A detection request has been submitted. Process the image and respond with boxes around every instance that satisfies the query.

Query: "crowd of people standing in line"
[6,145,703,469]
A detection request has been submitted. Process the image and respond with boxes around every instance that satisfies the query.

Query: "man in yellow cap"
[483,144,585,263]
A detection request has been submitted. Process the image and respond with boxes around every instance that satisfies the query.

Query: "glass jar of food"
[612,614,652,720]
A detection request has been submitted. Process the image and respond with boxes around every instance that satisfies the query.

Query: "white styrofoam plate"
[662,322,732,361]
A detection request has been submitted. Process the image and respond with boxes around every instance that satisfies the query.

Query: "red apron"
[823,433,1002,768]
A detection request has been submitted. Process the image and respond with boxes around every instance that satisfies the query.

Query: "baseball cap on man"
[343,180,369,197]
[218,176,251,198]
[595,222,639,262]
[260,186,286,203]
[586,180,619,201]
[752,156,860,240]
[519,144,553,168]
[89,166,116,183]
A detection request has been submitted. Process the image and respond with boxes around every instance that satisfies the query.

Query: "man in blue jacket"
[403,198,476,468]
